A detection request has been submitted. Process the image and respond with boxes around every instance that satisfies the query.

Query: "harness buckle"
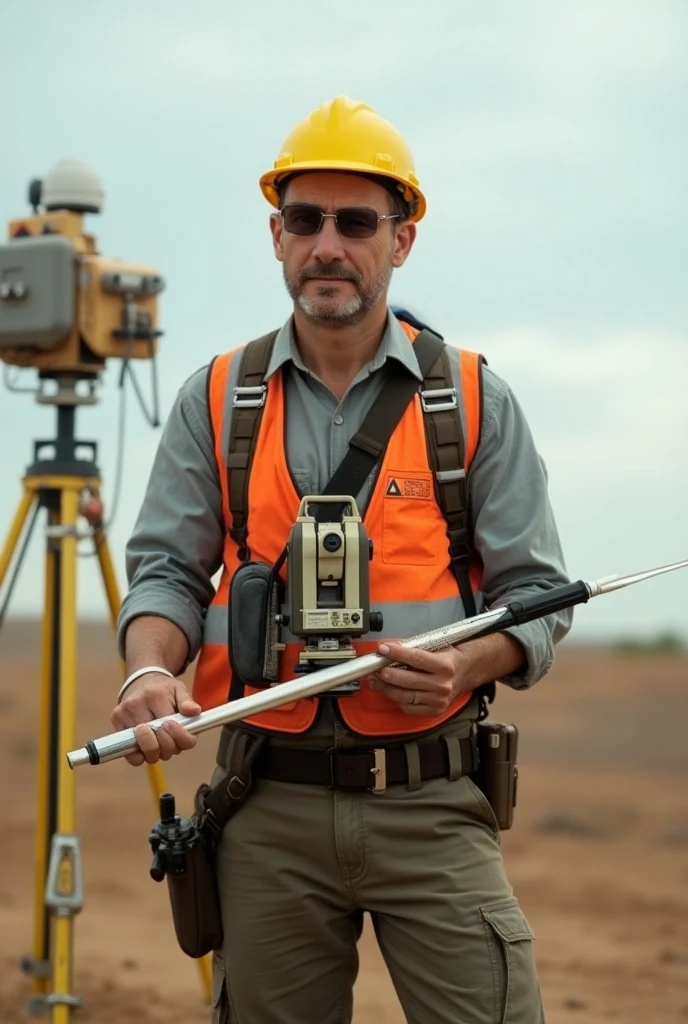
[419,387,458,413]
[233,385,267,409]
[370,748,387,794]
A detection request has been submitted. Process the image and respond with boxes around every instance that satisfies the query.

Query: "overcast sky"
[1,0,686,644]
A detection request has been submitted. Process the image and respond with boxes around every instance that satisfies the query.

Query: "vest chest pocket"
[381,470,443,565]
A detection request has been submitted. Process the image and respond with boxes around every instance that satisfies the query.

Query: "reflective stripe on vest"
[193,324,484,737]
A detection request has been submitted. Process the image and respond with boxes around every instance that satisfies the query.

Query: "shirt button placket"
[331,410,346,474]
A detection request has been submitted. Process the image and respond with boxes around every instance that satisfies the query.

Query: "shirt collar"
[265,310,423,382]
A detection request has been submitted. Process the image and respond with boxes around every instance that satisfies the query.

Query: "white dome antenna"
[39,158,105,214]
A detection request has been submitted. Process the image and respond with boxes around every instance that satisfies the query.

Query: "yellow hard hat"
[259,96,426,222]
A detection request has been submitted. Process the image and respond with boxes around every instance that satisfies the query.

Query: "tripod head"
[0,159,165,405]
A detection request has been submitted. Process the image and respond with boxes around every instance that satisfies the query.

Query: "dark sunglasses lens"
[337,208,379,238]
[282,206,322,235]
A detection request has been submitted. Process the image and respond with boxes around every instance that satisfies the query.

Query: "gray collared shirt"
[117,311,572,698]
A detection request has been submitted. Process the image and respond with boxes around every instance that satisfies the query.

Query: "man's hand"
[110,673,202,766]
[368,642,469,716]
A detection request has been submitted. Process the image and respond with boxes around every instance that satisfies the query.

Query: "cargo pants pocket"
[211,953,231,1024]
[481,898,544,1024]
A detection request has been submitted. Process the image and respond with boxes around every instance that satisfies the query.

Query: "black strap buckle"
[326,747,387,793]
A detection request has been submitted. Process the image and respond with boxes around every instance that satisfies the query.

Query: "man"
[113,96,571,1023]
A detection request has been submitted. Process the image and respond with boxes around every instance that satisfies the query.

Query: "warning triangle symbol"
[386,478,401,496]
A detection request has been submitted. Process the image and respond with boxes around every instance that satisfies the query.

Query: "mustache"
[299,263,361,286]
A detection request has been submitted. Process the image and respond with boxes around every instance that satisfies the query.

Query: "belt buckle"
[369,748,387,794]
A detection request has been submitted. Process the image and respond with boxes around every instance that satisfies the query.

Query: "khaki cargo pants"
[210,717,544,1024]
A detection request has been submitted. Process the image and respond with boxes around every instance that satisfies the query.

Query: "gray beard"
[283,261,393,328]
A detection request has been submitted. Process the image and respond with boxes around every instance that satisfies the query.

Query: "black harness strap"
[421,347,477,618]
[226,332,278,561]
[420,346,495,708]
[313,328,446,520]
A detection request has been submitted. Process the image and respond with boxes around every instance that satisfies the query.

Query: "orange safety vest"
[193,323,483,737]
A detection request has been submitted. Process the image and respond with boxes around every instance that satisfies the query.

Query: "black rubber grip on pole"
[86,741,100,765]
[502,581,591,626]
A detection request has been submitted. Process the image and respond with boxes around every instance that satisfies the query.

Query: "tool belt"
[217,728,478,794]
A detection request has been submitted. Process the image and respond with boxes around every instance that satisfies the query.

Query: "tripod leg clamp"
[44,834,83,915]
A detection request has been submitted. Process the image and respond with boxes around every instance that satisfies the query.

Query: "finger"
[378,642,442,671]
[177,698,202,717]
[134,723,162,764]
[153,722,182,761]
[174,683,202,716]
[164,720,198,752]
[125,751,146,767]
[373,667,438,692]
[370,679,443,711]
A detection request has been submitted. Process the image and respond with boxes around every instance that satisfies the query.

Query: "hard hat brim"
[259,161,426,222]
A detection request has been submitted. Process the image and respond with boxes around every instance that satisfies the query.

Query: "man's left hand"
[368,642,470,716]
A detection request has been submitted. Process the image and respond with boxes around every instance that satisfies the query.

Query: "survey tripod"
[0,377,212,1022]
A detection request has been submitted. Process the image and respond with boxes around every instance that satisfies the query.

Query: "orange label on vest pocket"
[385,475,432,500]
[381,470,440,566]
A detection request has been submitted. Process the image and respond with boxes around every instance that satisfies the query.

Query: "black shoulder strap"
[226,331,279,560]
[420,344,495,709]
[420,347,477,619]
[317,328,445,516]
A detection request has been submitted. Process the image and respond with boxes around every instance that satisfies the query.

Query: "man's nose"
[311,215,346,262]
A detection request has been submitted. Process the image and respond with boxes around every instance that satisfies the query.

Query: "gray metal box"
[0,235,75,349]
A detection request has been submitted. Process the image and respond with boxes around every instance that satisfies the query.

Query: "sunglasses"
[280,203,399,239]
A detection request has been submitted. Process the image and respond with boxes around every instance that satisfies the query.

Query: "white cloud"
[451,327,688,482]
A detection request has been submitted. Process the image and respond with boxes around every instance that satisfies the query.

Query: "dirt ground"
[1,621,687,1023]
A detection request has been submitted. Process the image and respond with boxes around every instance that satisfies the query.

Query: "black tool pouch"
[228,552,285,687]
[149,794,224,959]
[149,729,267,959]
[473,721,519,830]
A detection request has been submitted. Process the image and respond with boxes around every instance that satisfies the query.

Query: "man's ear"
[270,212,284,262]
[392,221,417,269]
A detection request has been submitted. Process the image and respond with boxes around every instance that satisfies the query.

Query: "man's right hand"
[110,673,202,767]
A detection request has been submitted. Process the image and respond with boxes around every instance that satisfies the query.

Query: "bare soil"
[1,622,687,1023]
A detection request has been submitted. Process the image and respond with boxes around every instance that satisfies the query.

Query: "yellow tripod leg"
[50,481,81,1024]
[31,507,57,996]
[0,486,34,585]
[1,485,54,996]
[92,520,213,1003]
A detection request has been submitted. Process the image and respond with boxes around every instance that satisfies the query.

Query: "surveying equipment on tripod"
[0,161,212,1021]
[0,158,164,404]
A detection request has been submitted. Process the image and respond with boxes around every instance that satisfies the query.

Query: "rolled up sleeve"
[116,367,225,663]
[469,368,572,688]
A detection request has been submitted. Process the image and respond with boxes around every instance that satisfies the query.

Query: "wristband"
[117,665,174,704]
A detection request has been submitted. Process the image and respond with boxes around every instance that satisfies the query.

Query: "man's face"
[270,172,416,328]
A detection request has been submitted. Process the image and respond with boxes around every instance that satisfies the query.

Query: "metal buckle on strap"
[435,468,466,484]
[420,387,458,413]
[233,385,267,408]
[370,748,387,794]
